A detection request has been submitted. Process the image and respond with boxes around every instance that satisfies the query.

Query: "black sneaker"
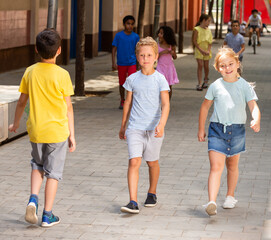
[248,39,251,46]
[257,41,261,46]
[144,193,157,207]
[121,202,139,214]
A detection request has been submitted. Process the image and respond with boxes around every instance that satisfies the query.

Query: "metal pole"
[47,0,58,29]
[178,0,183,53]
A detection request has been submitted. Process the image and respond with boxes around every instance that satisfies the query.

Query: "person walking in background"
[156,26,179,100]
[119,37,170,214]
[112,15,140,109]
[224,20,245,62]
[198,47,261,216]
[192,14,213,91]
[9,29,76,227]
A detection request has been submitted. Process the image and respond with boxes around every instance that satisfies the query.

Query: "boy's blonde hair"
[213,47,241,71]
[136,37,158,55]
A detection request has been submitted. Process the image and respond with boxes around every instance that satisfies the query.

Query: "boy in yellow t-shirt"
[9,29,76,228]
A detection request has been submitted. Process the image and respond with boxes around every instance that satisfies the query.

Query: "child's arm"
[112,46,118,70]
[198,99,213,141]
[64,96,76,152]
[237,43,245,56]
[158,49,170,58]
[8,93,29,133]
[119,91,133,139]
[155,90,170,138]
[171,46,177,60]
[248,100,261,132]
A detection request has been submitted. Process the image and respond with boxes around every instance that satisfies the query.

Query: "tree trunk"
[178,0,183,53]
[75,0,85,96]
[231,0,237,20]
[201,0,206,13]
[152,0,161,39]
[137,0,145,37]
[208,0,214,22]
[219,0,224,39]
[47,0,58,29]
[215,0,219,38]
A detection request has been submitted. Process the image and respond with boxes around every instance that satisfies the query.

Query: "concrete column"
[62,0,71,64]
[30,0,39,45]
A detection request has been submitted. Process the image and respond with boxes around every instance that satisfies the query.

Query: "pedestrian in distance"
[9,29,76,227]
[198,47,261,216]
[156,26,179,100]
[224,20,245,62]
[192,14,213,91]
[112,15,140,109]
[119,37,170,214]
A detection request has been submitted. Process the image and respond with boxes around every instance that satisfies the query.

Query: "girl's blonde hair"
[136,37,158,55]
[213,47,242,72]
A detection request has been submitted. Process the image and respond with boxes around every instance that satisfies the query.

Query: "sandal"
[222,196,238,209]
[196,84,203,91]
[202,78,209,88]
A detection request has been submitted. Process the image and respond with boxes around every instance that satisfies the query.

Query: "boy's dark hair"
[196,14,210,26]
[157,26,177,46]
[251,9,258,14]
[231,20,240,26]
[36,28,61,59]
[123,15,135,24]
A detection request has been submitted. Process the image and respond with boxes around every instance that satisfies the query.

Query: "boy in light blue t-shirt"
[112,15,140,109]
[119,37,170,214]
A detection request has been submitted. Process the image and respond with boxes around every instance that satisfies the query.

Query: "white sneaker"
[223,196,238,209]
[203,201,217,216]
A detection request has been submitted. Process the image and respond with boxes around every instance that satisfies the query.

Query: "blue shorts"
[208,122,246,157]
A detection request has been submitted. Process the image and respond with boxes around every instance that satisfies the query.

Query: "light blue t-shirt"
[123,70,170,130]
[205,77,258,127]
[112,31,140,66]
[224,33,245,59]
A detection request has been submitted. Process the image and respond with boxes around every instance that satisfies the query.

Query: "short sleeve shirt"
[205,77,258,126]
[249,14,261,27]
[123,70,170,130]
[19,62,74,143]
[112,31,140,66]
[224,33,245,58]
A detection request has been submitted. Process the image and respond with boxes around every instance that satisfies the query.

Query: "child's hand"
[68,136,76,152]
[155,124,164,138]
[198,130,206,142]
[8,124,18,133]
[119,127,126,140]
[250,120,260,132]
[112,64,118,71]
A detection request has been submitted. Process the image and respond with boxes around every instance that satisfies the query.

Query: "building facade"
[0,0,202,73]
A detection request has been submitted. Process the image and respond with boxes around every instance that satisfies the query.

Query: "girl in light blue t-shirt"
[198,47,261,216]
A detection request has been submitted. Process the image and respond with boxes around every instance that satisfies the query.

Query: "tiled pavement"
[0,31,271,240]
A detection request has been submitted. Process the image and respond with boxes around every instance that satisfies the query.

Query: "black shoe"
[121,202,139,214]
[144,193,157,207]
[248,39,251,46]
[257,41,261,46]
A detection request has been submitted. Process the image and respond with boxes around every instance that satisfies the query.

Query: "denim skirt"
[208,122,246,157]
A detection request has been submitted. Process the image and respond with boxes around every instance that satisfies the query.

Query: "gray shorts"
[126,129,164,162]
[30,140,68,181]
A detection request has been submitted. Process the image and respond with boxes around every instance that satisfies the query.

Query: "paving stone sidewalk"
[0,32,271,240]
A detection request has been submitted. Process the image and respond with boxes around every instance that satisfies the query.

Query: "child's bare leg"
[31,169,44,195]
[119,85,125,101]
[225,154,240,197]
[203,60,209,81]
[169,85,172,100]
[196,59,203,86]
[128,157,142,202]
[208,151,226,202]
[147,160,160,194]
[44,178,58,211]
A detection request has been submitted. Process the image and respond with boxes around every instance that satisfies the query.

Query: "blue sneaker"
[41,213,60,227]
[25,197,38,224]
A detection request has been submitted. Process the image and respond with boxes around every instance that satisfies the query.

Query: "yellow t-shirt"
[194,26,213,60]
[19,62,74,143]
